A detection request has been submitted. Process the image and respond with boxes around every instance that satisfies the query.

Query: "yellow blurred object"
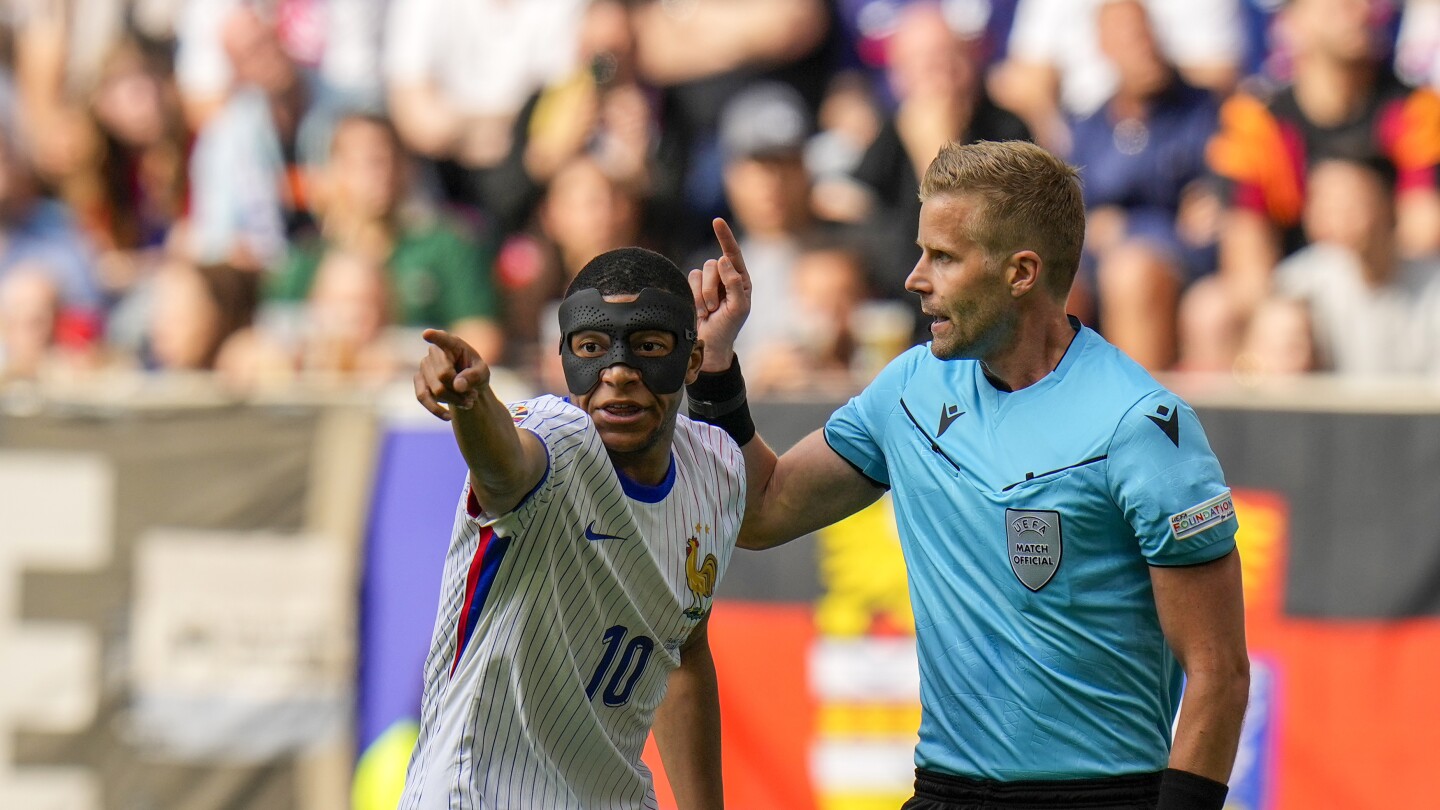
[814,497,913,637]
[351,720,420,810]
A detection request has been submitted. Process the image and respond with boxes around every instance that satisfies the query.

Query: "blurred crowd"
[1,0,1439,396]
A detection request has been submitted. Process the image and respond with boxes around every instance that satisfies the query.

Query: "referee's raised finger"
[713,218,740,261]
[719,256,749,298]
[701,258,723,311]
[688,268,707,316]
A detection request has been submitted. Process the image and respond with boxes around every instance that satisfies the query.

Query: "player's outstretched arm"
[1152,549,1250,803]
[414,329,547,516]
[652,613,723,810]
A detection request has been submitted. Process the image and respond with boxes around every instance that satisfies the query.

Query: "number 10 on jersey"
[585,625,655,707]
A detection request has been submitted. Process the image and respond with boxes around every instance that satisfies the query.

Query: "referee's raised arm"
[687,218,886,550]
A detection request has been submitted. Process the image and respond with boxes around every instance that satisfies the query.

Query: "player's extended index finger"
[712,218,748,277]
[423,328,470,359]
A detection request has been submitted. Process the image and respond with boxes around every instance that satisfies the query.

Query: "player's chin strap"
[686,354,755,446]
[1157,768,1227,810]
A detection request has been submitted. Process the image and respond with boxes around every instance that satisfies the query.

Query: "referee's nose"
[905,254,932,296]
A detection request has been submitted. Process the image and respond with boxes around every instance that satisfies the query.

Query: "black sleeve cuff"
[1157,768,1228,810]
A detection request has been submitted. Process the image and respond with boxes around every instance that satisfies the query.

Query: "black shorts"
[901,767,1163,810]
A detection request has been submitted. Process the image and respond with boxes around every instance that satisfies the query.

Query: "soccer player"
[405,247,743,809]
[687,141,1248,809]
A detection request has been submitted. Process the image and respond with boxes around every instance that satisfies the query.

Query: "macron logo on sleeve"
[584,521,626,542]
[1146,404,1180,447]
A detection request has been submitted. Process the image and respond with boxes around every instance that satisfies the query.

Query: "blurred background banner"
[0,397,376,810]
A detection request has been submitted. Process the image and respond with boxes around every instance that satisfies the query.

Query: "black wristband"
[686,355,755,446]
[1157,768,1227,810]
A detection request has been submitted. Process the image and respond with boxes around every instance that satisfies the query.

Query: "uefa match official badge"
[1006,509,1063,591]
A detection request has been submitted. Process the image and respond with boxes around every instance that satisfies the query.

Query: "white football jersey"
[400,395,745,810]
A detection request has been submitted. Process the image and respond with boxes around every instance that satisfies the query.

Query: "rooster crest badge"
[684,528,718,620]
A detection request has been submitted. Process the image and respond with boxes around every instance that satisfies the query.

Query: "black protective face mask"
[557,288,698,395]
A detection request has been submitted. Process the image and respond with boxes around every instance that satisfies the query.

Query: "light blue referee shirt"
[824,321,1238,780]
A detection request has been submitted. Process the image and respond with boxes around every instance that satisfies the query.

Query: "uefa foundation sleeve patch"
[1169,491,1237,540]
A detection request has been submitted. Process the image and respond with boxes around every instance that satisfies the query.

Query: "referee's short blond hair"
[919,140,1085,298]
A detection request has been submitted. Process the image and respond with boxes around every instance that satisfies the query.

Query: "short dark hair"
[564,247,695,312]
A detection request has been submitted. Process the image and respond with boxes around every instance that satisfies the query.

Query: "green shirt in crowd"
[269,217,501,327]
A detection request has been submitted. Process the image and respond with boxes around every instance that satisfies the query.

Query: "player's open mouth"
[598,402,647,423]
[929,315,950,333]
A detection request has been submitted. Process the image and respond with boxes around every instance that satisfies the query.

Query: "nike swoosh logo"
[937,403,965,438]
[584,521,626,542]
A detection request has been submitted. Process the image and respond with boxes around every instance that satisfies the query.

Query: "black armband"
[686,355,755,446]
[1157,768,1228,810]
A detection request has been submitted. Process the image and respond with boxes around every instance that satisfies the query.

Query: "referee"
[687,141,1248,810]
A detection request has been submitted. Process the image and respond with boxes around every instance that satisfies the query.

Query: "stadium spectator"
[1068,0,1222,371]
[850,1,1028,335]
[186,4,336,269]
[709,82,839,364]
[75,38,188,300]
[266,112,504,361]
[145,258,256,372]
[1175,275,1247,373]
[0,264,62,380]
[1233,295,1319,377]
[499,155,647,378]
[804,70,882,225]
[0,125,102,326]
[1205,0,1440,317]
[298,247,401,380]
[485,0,685,241]
[176,0,390,128]
[991,0,1242,150]
[383,0,587,214]
[747,237,874,394]
[220,246,409,391]
[1271,158,1440,376]
[631,0,830,90]
[1396,0,1440,89]
[630,0,833,250]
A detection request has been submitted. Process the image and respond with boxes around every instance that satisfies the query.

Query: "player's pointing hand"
[415,328,491,421]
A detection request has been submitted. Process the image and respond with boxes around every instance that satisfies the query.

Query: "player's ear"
[1006,250,1042,298]
[686,338,706,385]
